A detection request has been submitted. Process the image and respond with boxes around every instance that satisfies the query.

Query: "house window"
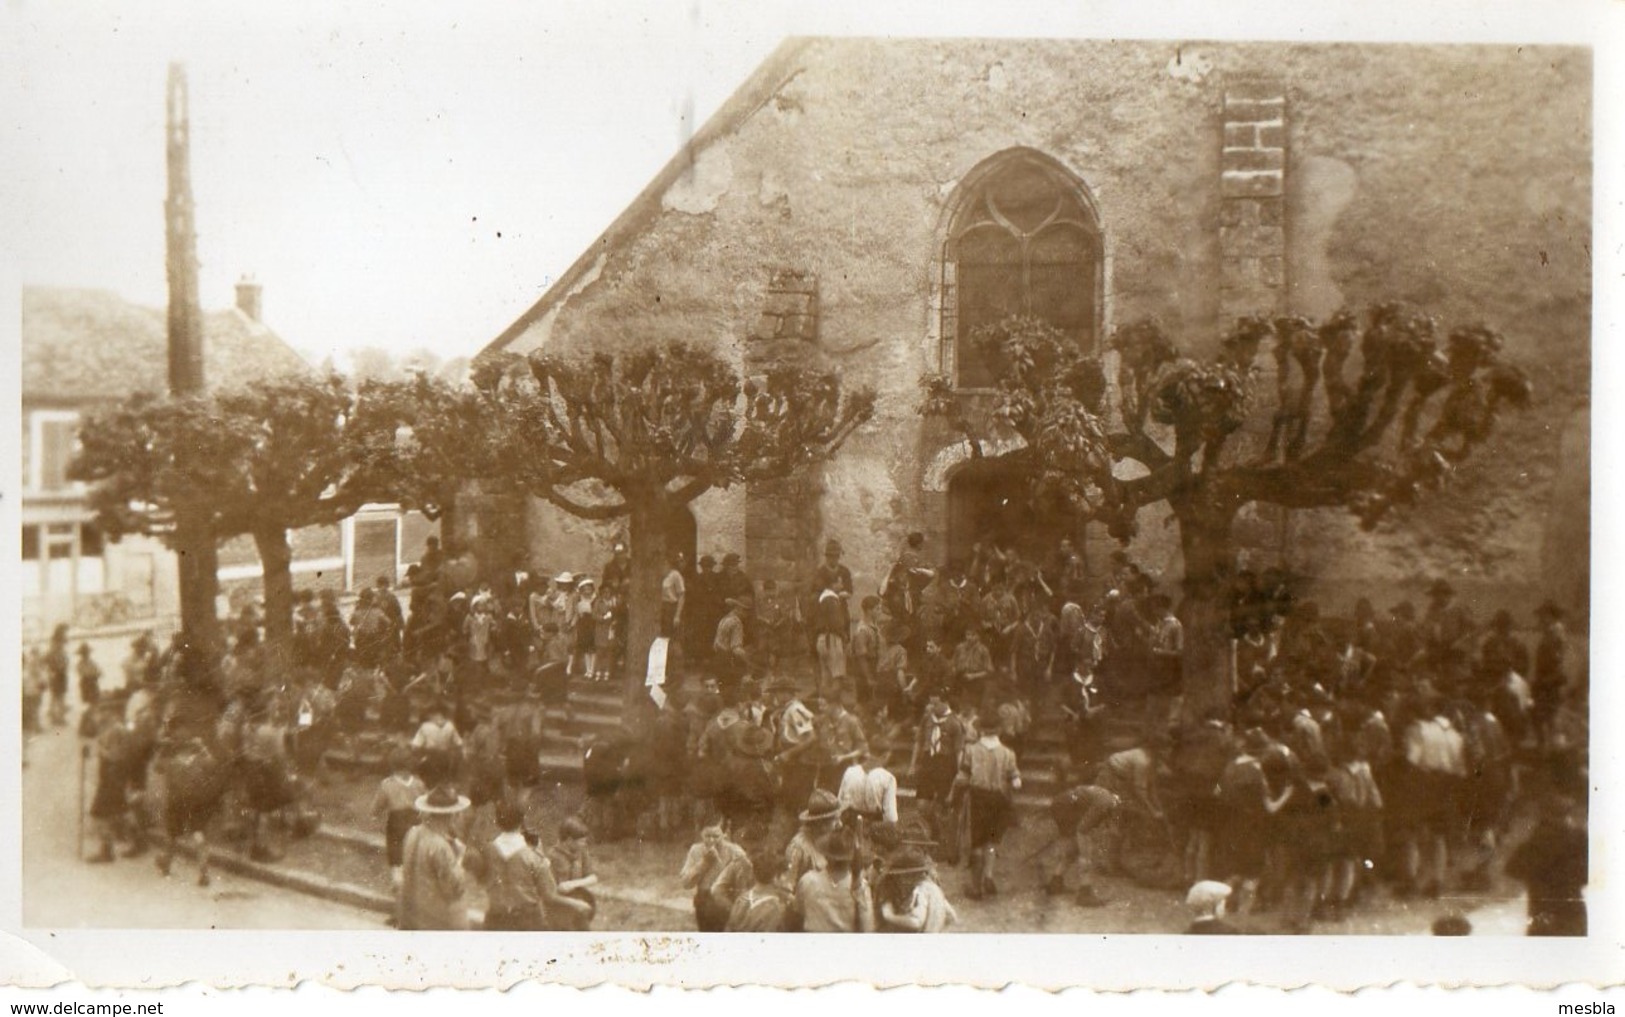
[22,525,40,561]
[26,411,83,492]
[944,151,1102,389]
[46,522,75,559]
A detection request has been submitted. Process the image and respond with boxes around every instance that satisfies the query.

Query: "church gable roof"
[484,37,814,355]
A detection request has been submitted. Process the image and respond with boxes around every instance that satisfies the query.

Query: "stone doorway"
[945,454,1083,568]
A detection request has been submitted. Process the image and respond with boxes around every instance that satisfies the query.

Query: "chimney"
[235,274,263,322]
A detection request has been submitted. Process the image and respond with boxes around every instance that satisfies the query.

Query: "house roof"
[483,37,813,356]
[22,286,313,404]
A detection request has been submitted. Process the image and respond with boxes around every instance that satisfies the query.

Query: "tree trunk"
[436,495,458,555]
[253,525,296,671]
[1175,502,1239,724]
[623,500,670,710]
[173,509,221,684]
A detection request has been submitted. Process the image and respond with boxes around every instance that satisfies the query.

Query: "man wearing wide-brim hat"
[785,789,841,886]
[397,785,471,930]
[1422,577,1474,686]
[731,721,776,760]
[712,595,753,704]
[792,831,874,933]
[1532,599,1571,750]
[878,846,958,933]
[770,677,820,812]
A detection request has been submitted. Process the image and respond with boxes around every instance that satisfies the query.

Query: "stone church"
[478,37,1591,622]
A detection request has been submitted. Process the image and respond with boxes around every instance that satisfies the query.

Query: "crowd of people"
[28,524,1589,936]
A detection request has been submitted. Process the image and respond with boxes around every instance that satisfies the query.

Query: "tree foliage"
[395,340,875,693]
[73,374,394,542]
[922,306,1532,719]
[922,305,1532,543]
[71,374,403,649]
[460,342,878,517]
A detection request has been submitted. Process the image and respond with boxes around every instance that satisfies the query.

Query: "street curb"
[310,823,695,914]
[169,839,394,916]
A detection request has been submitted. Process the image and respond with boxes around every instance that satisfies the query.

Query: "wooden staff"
[78,741,91,860]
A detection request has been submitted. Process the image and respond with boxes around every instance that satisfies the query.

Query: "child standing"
[76,643,103,711]
[879,847,958,932]
[571,578,597,680]
[410,701,463,788]
[592,588,620,683]
[956,724,1021,899]
[547,816,600,930]
[534,622,573,720]
[372,748,427,888]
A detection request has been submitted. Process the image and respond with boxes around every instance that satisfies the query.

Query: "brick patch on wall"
[1219,79,1287,322]
[747,268,820,343]
[745,268,824,587]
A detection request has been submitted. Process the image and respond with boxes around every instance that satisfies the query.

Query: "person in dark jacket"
[1505,752,1588,936]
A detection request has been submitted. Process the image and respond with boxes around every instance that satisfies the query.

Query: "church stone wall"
[501,39,1590,616]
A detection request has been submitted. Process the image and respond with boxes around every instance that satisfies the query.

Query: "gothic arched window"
[943,151,1103,388]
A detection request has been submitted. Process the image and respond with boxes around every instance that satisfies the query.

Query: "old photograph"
[2,0,1613,994]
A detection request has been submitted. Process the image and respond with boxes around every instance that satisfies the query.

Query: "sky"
[0,0,1614,369]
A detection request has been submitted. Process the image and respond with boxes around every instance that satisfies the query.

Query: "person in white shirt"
[1398,698,1467,898]
[837,749,899,825]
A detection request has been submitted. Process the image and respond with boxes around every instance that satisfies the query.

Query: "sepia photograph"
[2,0,1616,995]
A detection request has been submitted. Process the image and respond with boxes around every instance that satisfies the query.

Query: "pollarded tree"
[73,374,404,665]
[447,343,875,698]
[346,372,495,541]
[71,393,247,668]
[921,306,1532,719]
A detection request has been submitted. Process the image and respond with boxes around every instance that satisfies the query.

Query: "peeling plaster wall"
[1274,44,1591,617]
[500,39,1589,614]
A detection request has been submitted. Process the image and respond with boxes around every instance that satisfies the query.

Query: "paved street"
[22,717,382,930]
[21,631,1538,935]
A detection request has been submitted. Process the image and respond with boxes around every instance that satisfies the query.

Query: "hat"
[732,723,775,759]
[897,816,938,848]
[1490,609,1515,631]
[722,553,742,567]
[414,785,471,815]
[554,571,575,584]
[824,539,842,556]
[1428,579,1455,599]
[885,846,932,876]
[577,576,596,589]
[521,810,548,839]
[1431,912,1473,936]
[1536,599,1566,621]
[613,542,627,553]
[559,816,590,840]
[725,596,753,612]
[699,555,717,568]
[1186,880,1233,915]
[798,789,842,823]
